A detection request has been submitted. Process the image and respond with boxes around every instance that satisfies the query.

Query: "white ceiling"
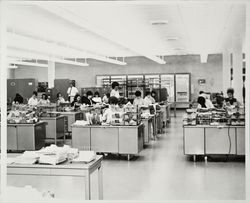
[6,1,246,64]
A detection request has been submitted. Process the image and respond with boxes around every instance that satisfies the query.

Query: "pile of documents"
[11,145,79,165]
[73,120,90,126]
[72,151,96,163]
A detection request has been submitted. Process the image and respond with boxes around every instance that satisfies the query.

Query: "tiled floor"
[7,111,245,200]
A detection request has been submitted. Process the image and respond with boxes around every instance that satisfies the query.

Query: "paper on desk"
[72,151,96,163]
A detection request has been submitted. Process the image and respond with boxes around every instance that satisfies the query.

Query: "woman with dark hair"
[56,92,65,105]
[13,93,24,104]
[102,93,110,104]
[71,94,82,109]
[133,90,144,108]
[92,91,102,103]
[144,91,155,106]
[82,91,94,106]
[197,96,207,108]
[225,88,238,106]
[38,93,50,105]
[110,81,120,98]
[28,91,38,106]
[102,96,119,124]
[151,90,157,102]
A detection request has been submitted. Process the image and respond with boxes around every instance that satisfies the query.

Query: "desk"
[52,111,83,132]
[39,115,65,145]
[183,125,245,161]
[7,154,103,200]
[141,117,153,144]
[0,122,47,151]
[72,124,144,160]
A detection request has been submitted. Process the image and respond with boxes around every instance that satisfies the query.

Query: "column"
[232,36,243,103]
[48,60,55,88]
[0,1,7,202]
[245,3,250,200]
[222,50,231,95]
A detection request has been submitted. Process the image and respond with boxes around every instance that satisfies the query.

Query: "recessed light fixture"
[150,20,168,26]
[166,37,179,41]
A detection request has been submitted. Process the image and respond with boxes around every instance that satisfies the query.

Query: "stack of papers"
[72,151,96,163]
[73,120,89,126]
[13,151,39,165]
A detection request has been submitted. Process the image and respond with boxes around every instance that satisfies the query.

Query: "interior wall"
[13,54,223,100]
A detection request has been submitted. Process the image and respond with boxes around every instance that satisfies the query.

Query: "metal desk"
[7,154,104,200]
[39,115,66,145]
[183,125,245,161]
[0,122,47,151]
[52,111,83,132]
[141,117,153,144]
[72,124,144,160]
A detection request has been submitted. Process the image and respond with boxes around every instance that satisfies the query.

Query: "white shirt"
[28,97,38,106]
[38,99,50,105]
[143,96,153,106]
[133,97,144,108]
[92,97,102,103]
[110,89,120,98]
[67,86,79,97]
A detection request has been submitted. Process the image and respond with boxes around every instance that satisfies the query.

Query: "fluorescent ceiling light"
[150,20,169,25]
[166,37,179,41]
[56,58,89,66]
[8,60,49,68]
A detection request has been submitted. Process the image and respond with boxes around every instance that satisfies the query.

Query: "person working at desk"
[225,88,238,106]
[13,93,24,104]
[28,91,38,106]
[38,93,50,105]
[197,91,214,109]
[110,81,120,98]
[144,91,155,106]
[102,96,119,124]
[56,92,65,105]
[82,91,94,106]
[67,82,79,103]
[71,94,82,109]
[92,91,102,104]
[133,90,144,108]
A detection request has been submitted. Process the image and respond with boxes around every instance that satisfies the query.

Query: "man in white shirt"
[67,82,79,103]
[28,91,38,106]
[110,81,120,99]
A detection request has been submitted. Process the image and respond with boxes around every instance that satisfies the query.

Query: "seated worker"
[133,90,144,108]
[225,88,238,106]
[102,96,119,124]
[110,81,120,98]
[102,93,110,104]
[144,91,155,106]
[56,92,65,105]
[28,91,38,106]
[92,91,102,104]
[198,91,214,109]
[38,93,50,105]
[13,93,24,104]
[71,94,82,109]
[82,91,94,106]
[151,90,157,103]
[197,96,207,108]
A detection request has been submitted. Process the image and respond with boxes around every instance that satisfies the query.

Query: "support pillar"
[232,36,243,103]
[222,50,231,95]
[48,60,55,88]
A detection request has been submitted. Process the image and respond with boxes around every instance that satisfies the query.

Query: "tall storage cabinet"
[7,78,37,104]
